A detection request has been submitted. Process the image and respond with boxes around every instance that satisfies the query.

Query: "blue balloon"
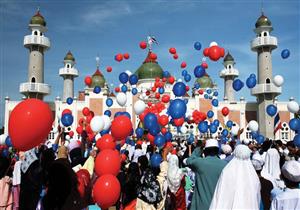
[61,113,73,127]
[122,112,131,119]
[2,149,9,157]
[187,134,194,144]
[182,70,188,77]
[129,74,138,85]
[209,124,218,133]
[158,87,165,94]
[293,134,300,147]
[121,84,128,92]
[194,65,205,78]
[226,120,233,128]
[289,118,300,131]
[233,79,244,91]
[168,99,187,119]
[106,98,113,107]
[154,134,166,148]
[194,83,200,89]
[172,82,186,97]
[213,91,218,96]
[184,99,189,104]
[246,76,257,88]
[114,112,123,118]
[119,72,129,83]
[163,71,170,78]
[206,89,212,94]
[212,99,219,107]
[198,121,208,133]
[151,153,162,168]
[251,131,259,139]
[93,86,101,94]
[136,127,144,138]
[100,129,109,136]
[164,131,172,141]
[144,113,158,129]
[220,136,228,144]
[66,97,73,105]
[194,42,202,51]
[149,124,160,136]
[256,135,265,144]
[250,73,256,78]
[213,119,220,127]
[207,110,214,118]
[266,104,277,117]
[281,49,290,59]
[5,136,12,147]
[222,129,229,137]
[131,88,138,95]
[104,110,111,117]
[184,74,191,82]
[204,94,209,99]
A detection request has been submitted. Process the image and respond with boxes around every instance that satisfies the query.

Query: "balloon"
[198,121,208,133]
[202,62,208,69]
[90,116,104,133]
[136,127,144,138]
[251,131,259,139]
[231,125,240,136]
[226,120,233,128]
[84,76,92,86]
[5,136,12,147]
[144,113,158,129]
[165,131,172,141]
[211,99,219,107]
[194,42,202,50]
[104,110,111,117]
[111,115,133,140]
[293,134,300,147]
[102,115,111,131]
[289,118,300,131]
[222,129,229,137]
[8,99,53,151]
[163,71,170,78]
[273,75,284,87]
[82,107,90,116]
[62,109,72,115]
[194,65,205,78]
[93,86,101,94]
[129,74,138,85]
[149,52,157,60]
[221,107,229,116]
[207,110,214,118]
[206,46,224,61]
[180,126,188,134]
[162,95,170,103]
[96,134,115,151]
[77,169,91,199]
[116,92,127,106]
[121,85,127,93]
[106,98,113,107]
[115,53,123,62]
[172,82,186,97]
[134,100,146,115]
[66,97,73,105]
[131,88,138,95]
[181,62,187,68]
[106,66,112,72]
[233,79,244,91]
[158,115,169,126]
[246,76,257,88]
[169,47,176,54]
[95,149,120,176]
[209,124,217,133]
[173,54,178,59]
[213,119,220,127]
[158,87,165,94]
[93,174,121,209]
[168,76,175,84]
[182,70,188,77]
[184,74,191,82]
[266,104,277,117]
[168,99,187,119]
[76,126,83,134]
[123,53,130,59]
[256,135,265,144]
[174,117,184,127]
[248,120,259,132]
[115,87,120,92]
[140,41,147,49]
[61,113,74,127]
[281,49,290,59]
[154,134,166,148]
[149,124,160,136]
[287,101,299,113]
[150,153,162,168]
[119,72,129,83]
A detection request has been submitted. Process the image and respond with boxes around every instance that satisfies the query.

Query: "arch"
[34,31,38,35]
[67,64,70,68]
[31,77,36,83]
[266,78,271,83]
[263,32,268,37]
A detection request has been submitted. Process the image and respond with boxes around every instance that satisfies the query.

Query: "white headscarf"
[167,155,184,194]
[261,148,282,187]
[209,145,261,210]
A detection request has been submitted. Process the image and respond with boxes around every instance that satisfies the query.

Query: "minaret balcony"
[251,83,281,96]
[251,36,277,51]
[20,82,51,95]
[59,68,79,77]
[24,35,50,49]
[219,68,239,78]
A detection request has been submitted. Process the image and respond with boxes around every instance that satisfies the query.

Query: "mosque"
[3,10,296,143]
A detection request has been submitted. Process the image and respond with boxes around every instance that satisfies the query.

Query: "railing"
[19,82,51,95]
[24,35,50,49]
[251,83,282,95]
[251,36,277,50]
[59,68,79,76]
[219,68,239,77]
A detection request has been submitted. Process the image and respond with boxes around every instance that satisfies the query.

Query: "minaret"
[219,52,239,101]
[59,51,78,101]
[251,13,281,139]
[19,9,51,100]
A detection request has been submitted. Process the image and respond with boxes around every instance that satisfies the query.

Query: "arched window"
[266,78,271,83]
[67,64,70,68]
[263,32,268,36]
[228,65,232,69]
[34,31,38,35]
[31,77,36,83]
[280,123,290,140]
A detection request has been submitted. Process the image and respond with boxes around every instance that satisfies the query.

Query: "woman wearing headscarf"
[209,144,261,210]
[165,154,186,210]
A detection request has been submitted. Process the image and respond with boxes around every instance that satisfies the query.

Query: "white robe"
[271,188,300,210]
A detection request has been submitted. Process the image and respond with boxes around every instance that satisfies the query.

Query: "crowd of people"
[0,127,300,210]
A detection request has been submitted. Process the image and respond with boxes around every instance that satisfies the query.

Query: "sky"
[0,0,299,127]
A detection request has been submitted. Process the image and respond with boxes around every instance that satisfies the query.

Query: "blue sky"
[0,0,299,127]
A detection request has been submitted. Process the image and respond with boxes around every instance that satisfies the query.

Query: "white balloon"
[209,41,218,47]
[273,75,284,87]
[102,115,111,130]
[125,70,132,76]
[287,101,299,113]
[90,116,105,133]
[178,79,183,82]
[0,134,8,145]
[180,126,188,134]
[248,120,259,132]
[64,140,70,146]
[243,139,250,145]
[134,100,146,115]
[231,125,240,136]
[116,92,127,106]
[65,135,71,141]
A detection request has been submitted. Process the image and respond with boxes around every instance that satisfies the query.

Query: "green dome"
[135,52,163,79]
[30,11,46,26]
[196,74,214,88]
[90,69,105,88]
[64,51,75,61]
[255,14,271,28]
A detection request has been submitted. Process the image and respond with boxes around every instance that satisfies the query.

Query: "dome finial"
[96,54,100,70]
[147,35,158,52]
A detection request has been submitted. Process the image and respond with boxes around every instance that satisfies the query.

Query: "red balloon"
[162,78,167,82]
[149,52,157,60]
[86,125,93,134]
[87,133,95,142]
[86,115,93,124]
[77,169,91,198]
[121,153,127,163]
[8,99,53,151]
[76,126,83,134]
[222,107,230,116]
[171,149,177,155]
[198,89,204,95]
[155,92,160,99]
[69,131,74,137]
[151,86,157,92]
[220,47,225,57]
[78,118,85,126]
[115,53,123,62]
[147,133,155,145]
[161,127,167,134]
[173,54,178,59]
[169,47,176,54]
[62,109,72,115]
[106,66,112,72]
[96,134,116,151]
[136,140,143,145]
[168,76,175,84]
[202,62,208,69]
[115,87,120,92]
[139,41,147,49]
[203,48,209,56]
[159,115,169,126]
[174,117,184,126]
[95,149,121,176]
[165,141,173,149]
[139,111,148,121]
[185,86,190,91]
[208,46,221,61]
[82,107,90,116]
[84,76,92,86]
[161,95,170,103]
[181,61,187,68]
[146,90,150,96]
[123,53,130,59]
[111,116,133,140]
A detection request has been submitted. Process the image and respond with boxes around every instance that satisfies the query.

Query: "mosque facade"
[3,10,296,143]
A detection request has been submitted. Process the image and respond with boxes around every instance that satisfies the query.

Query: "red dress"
[166,176,187,210]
